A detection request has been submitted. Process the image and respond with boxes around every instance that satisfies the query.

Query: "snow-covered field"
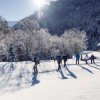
[0,51,100,100]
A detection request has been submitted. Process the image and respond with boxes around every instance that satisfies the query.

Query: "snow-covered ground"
[0,51,100,100]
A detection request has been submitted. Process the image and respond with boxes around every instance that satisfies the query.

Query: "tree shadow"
[59,69,68,79]
[31,74,40,86]
[0,63,15,82]
[87,64,100,70]
[0,63,16,91]
[79,65,93,74]
[0,62,40,94]
[0,62,10,75]
[65,66,77,79]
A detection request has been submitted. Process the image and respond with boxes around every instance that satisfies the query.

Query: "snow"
[97,43,100,46]
[0,51,100,100]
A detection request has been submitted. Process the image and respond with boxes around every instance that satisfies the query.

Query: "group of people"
[33,52,96,74]
[33,53,69,74]
[83,54,95,64]
[56,53,68,71]
[76,53,95,65]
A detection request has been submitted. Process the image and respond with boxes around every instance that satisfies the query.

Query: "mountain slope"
[13,16,40,32]
[39,0,100,49]
[12,0,100,49]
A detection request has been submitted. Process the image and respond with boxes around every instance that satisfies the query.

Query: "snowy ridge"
[0,51,100,100]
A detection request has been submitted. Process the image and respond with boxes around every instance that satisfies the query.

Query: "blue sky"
[0,0,53,21]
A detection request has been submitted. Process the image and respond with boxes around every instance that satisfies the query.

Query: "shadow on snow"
[87,63,100,70]
[58,69,68,79]
[65,65,77,79]
[31,74,40,86]
[79,65,93,74]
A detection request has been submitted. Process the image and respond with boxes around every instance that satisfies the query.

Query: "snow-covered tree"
[0,16,88,61]
[61,28,87,55]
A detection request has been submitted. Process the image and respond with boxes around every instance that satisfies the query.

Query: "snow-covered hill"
[0,51,100,100]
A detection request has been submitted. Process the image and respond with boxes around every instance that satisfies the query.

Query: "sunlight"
[33,0,47,9]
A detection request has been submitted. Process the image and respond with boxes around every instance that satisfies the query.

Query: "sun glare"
[34,0,47,9]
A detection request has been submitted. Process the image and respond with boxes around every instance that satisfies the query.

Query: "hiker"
[84,54,89,64]
[62,52,68,67]
[56,54,62,71]
[90,54,95,64]
[76,53,80,65]
[33,55,40,74]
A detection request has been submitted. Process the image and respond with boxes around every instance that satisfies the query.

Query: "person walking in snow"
[84,54,89,64]
[33,55,40,74]
[90,54,95,64]
[76,53,80,65]
[62,52,68,67]
[56,54,62,71]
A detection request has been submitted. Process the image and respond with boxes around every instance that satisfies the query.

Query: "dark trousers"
[57,63,61,71]
[64,60,67,67]
[91,59,95,64]
[33,64,38,74]
[76,59,79,65]
[85,60,88,64]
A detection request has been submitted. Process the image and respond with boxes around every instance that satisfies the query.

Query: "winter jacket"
[34,57,40,65]
[76,53,80,60]
[63,55,68,62]
[90,55,95,60]
[56,55,62,63]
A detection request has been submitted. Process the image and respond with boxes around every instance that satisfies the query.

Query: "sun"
[34,0,47,9]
